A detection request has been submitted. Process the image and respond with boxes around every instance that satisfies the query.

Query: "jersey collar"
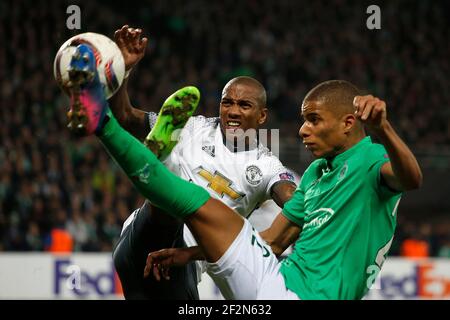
[326,136,371,169]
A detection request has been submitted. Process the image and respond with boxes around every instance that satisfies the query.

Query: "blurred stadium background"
[0,0,449,299]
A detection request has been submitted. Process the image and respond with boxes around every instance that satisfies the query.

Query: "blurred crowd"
[0,0,449,255]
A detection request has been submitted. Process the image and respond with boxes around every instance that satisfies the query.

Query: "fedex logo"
[366,261,450,299]
[54,258,123,298]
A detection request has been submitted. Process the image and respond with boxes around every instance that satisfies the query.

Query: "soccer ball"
[53,32,125,99]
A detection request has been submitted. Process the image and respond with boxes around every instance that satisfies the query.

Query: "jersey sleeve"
[170,115,218,148]
[146,111,158,130]
[368,144,402,198]
[281,184,306,227]
[264,158,298,200]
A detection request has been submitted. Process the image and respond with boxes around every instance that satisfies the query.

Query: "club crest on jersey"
[132,163,152,184]
[245,165,263,186]
[339,161,348,180]
[202,145,215,157]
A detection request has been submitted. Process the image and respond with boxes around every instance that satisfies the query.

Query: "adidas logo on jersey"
[202,145,215,157]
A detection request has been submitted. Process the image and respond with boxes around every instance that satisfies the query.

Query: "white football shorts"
[206,220,300,300]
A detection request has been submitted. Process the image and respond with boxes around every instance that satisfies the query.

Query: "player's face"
[219,83,267,143]
[299,100,347,159]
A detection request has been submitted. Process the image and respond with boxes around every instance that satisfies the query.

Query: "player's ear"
[342,113,356,134]
[258,107,268,125]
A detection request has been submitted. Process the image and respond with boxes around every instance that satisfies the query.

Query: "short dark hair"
[303,80,361,116]
[223,76,267,108]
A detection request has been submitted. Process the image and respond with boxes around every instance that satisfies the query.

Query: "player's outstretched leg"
[64,43,209,217]
[65,44,202,300]
[145,87,200,159]
[63,43,244,268]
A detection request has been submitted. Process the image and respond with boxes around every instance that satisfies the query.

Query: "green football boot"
[144,86,200,159]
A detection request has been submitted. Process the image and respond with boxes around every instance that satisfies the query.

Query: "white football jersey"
[121,114,297,283]
[161,115,295,218]
[155,115,297,281]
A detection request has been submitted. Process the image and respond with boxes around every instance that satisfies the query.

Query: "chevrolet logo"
[195,166,244,200]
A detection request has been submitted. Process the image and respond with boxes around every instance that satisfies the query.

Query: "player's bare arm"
[109,25,149,140]
[354,95,423,191]
[260,213,301,256]
[144,246,205,280]
[145,211,302,278]
[143,175,297,280]
[271,182,296,208]
[143,247,203,281]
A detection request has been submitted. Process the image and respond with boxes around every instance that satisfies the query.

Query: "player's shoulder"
[356,136,387,157]
[256,142,286,163]
[255,149,299,185]
[187,115,220,128]
[180,115,219,138]
[358,139,390,168]
[367,141,388,157]
[255,145,285,171]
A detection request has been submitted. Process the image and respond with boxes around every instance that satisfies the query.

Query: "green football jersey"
[280,136,402,300]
